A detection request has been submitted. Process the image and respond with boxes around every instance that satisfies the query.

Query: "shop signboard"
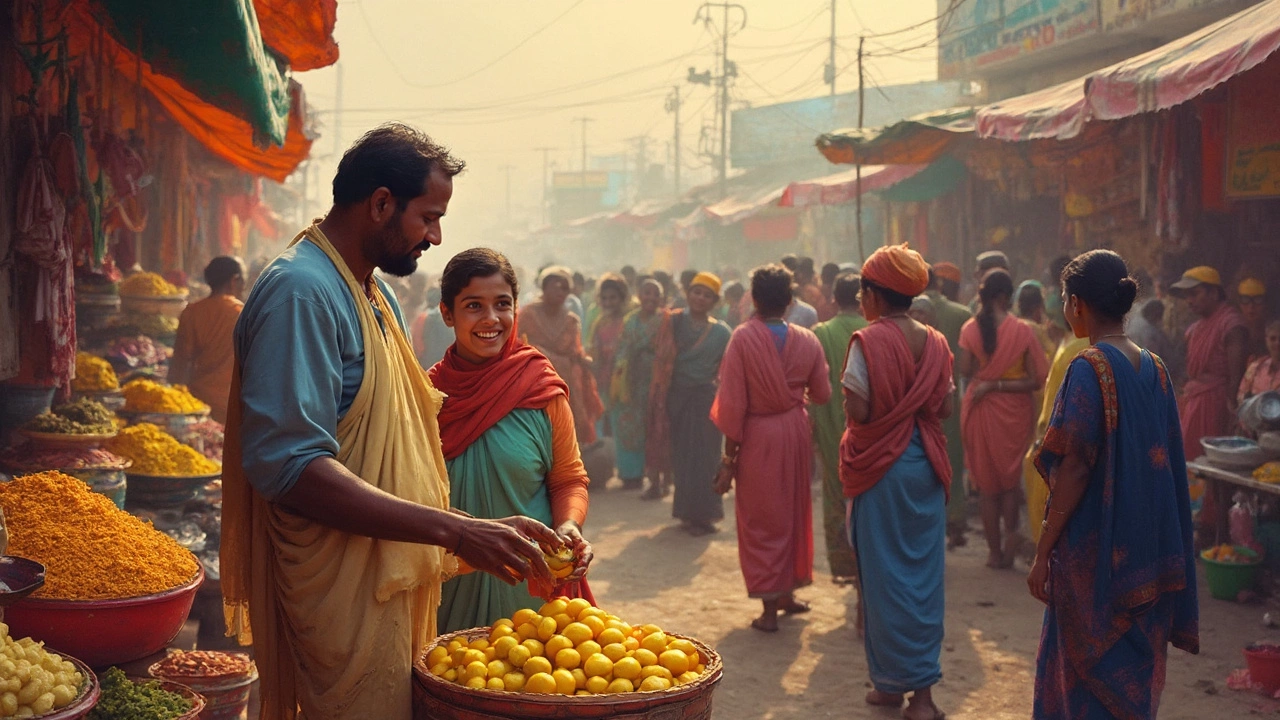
[938,0,1101,79]
[1226,59,1280,199]
[1102,0,1237,33]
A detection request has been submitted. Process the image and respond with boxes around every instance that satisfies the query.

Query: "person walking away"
[958,269,1049,569]
[1239,319,1280,405]
[909,296,937,326]
[809,273,865,586]
[429,248,594,632]
[588,274,629,437]
[785,295,819,328]
[969,250,1010,313]
[1029,249,1198,719]
[713,264,830,631]
[611,279,665,491]
[221,125,557,720]
[1025,316,1089,546]
[926,263,973,549]
[649,274,731,523]
[817,262,841,322]
[795,257,825,310]
[1128,298,1176,367]
[519,267,605,445]
[1169,266,1248,456]
[840,244,954,720]
[1016,280,1057,358]
[722,281,747,327]
[1239,278,1270,361]
[169,257,245,423]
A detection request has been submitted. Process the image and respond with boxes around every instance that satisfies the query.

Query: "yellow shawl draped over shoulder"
[220,224,453,720]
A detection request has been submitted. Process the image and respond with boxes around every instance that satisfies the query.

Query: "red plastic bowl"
[33,651,99,720]
[5,566,204,668]
[1245,644,1280,693]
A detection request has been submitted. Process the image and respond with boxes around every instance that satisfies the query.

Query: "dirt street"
[584,477,1280,719]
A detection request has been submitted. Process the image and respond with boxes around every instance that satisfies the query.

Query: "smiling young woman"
[427,248,596,632]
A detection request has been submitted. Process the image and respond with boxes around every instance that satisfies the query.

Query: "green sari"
[437,408,554,633]
[811,312,865,578]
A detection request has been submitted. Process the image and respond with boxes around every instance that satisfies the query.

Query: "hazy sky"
[295,0,939,273]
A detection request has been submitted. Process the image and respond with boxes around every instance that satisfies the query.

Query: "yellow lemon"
[464,649,488,666]
[562,622,594,646]
[539,598,569,617]
[597,628,626,646]
[571,668,587,689]
[502,672,526,692]
[565,597,592,619]
[585,676,609,694]
[583,653,614,678]
[576,640,602,659]
[447,639,465,653]
[443,668,458,683]
[469,639,490,652]
[525,672,557,694]
[507,644,531,668]
[484,647,497,662]
[429,662,451,677]
[640,632,668,656]
[601,643,628,663]
[488,624,516,643]
[675,671,701,685]
[633,649,658,667]
[639,675,672,692]
[694,664,705,673]
[487,660,511,678]
[465,661,489,681]
[427,646,450,666]
[524,656,553,677]
[659,650,690,675]
[451,647,469,665]
[512,608,539,627]
[552,668,577,695]
[579,607,608,621]
[581,615,606,638]
[555,648,582,670]
[613,657,642,681]
[605,618,633,634]
[516,622,539,641]
[606,678,635,694]
[521,639,545,659]
[553,613,575,632]
[538,616,559,642]
[494,617,516,630]
[545,635,574,658]
[641,665,673,681]
[466,676,487,689]
[493,636,519,660]
[486,677,506,691]
[623,637,640,652]
[669,639,698,656]
[640,624,664,636]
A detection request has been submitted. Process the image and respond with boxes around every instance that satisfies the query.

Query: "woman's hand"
[713,464,734,495]
[969,380,994,403]
[1027,555,1050,604]
[555,520,594,581]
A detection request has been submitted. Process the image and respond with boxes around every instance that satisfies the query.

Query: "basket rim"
[1200,547,1263,566]
[414,627,723,705]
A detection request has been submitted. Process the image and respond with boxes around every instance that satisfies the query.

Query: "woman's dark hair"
[1059,249,1139,323]
[833,273,861,309]
[861,277,913,312]
[439,248,518,310]
[204,256,244,290]
[1016,284,1044,319]
[597,273,629,303]
[332,123,466,209]
[751,264,794,317]
[820,262,841,286]
[977,269,1014,356]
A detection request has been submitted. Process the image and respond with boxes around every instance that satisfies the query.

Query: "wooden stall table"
[1188,457,1280,547]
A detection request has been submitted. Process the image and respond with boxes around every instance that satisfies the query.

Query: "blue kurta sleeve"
[237,293,345,500]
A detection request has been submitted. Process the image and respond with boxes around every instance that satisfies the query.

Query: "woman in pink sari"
[711,264,830,632]
[959,269,1049,569]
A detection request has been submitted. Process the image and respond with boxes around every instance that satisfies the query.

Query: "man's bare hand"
[454,517,555,586]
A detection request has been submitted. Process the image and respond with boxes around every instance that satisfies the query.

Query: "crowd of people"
[159,125,1280,719]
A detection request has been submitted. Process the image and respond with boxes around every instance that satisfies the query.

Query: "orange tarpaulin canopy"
[255,0,339,72]
[63,1,313,182]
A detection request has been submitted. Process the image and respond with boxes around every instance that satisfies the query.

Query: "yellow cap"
[1169,266,1221,291]
[690,272,722,296]
[1239,277,1267,297]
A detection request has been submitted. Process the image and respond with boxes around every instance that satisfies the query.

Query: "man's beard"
[374,217,427,278]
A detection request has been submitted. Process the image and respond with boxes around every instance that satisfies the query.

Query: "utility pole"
[533,147,555,225]
[691,3,746,199]
[665,87,681,196]
[825,1,836,96]
[855,35,866,261]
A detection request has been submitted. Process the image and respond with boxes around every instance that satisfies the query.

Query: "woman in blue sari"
[1030,250,1198,719]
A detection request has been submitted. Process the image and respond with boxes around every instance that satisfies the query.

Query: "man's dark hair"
[751,264,794,317]
[862,277,914,312]
[332,123,465,209]
[1049,255,1072,287]
[833,273,861,309]
[679,269,698,288]
[204,256,244,290]
[821,262,841,286]
[440,247,518,310]
[779,254,799,272]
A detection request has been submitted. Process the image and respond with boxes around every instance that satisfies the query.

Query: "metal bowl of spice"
[149,650,258,720]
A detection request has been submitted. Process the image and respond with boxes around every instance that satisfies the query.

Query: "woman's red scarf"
[427,326,568,460]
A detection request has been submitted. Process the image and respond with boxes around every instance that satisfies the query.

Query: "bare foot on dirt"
[866,690,904,706]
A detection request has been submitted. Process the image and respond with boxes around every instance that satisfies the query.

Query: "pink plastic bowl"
[6,566,204,668]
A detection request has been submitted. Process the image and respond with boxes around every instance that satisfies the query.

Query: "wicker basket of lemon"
[413,597,723,720]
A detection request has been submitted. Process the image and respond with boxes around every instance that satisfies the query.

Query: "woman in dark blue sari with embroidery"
[1029,250,1198,719]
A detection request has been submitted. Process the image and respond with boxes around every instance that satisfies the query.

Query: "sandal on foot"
[780,600,812,615]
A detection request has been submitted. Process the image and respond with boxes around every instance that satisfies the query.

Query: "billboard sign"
[1102,0,1238,32]
[938,0,1101,79]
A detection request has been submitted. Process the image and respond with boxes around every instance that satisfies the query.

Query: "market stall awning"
[255,0,339,72]
[975,78,1087,142]
[779,164,928,208]
[92,0,293,146]
[815,108,975,166]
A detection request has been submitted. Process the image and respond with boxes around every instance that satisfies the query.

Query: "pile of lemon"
[426,597,706,696]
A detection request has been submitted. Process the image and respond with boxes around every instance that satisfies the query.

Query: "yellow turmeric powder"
[122,379,209,415]
[72,352,119,391]
[120,271,181,297]
[106,424,220,476]
[0,471,200,599]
